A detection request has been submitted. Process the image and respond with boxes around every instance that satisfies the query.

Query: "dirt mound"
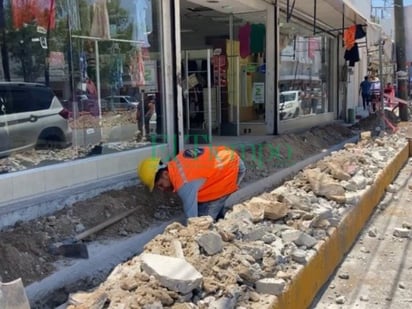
[351,110,399,132]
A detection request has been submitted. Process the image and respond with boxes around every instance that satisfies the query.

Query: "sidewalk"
[312,158,412,308]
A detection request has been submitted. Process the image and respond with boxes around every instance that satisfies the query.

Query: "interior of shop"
[179,0,333,140]
[180,0,267,139]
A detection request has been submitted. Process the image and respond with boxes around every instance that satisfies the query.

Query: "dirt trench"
[0,122,365,307]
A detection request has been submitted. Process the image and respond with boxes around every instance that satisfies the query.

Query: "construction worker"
[137,146,246,221]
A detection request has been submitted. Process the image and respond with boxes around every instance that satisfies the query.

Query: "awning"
[276,0,368,34]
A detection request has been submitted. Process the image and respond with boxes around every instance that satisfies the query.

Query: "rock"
[360,295,369,302]
[141,253,203,294]
[402,222,412,230]
[255,278,286,296]
[338,272,349,280]
[360,131,372,140]
[335,295,346,304]
[197,231,223,255]
[291,249,307,264]
[393,228,411,238]
[304,169,346,202]
[187,216,213,230]
[368,228,378,238]
[263,201,289,220]
[327,162,351,181]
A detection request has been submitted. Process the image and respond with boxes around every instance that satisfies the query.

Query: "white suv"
[279,90,302,120]
[0,82,72,157]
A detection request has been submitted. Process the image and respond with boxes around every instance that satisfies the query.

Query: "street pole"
[394,0,408,121]
[379,36,386,130]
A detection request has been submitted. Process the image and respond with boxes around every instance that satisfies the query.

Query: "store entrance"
[180,0,267,142]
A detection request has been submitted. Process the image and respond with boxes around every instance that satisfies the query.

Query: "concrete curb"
[271,142,410,309]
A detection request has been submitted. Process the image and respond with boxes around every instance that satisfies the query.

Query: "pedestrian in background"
[359,75,371,110]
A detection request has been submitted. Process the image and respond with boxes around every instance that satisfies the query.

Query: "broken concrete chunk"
[291,249,307,264]
[196,231,223,255]
[255,278,285,296]
[360,131,372,140]
[141,253,203,294]
[263,201,290,221]
[393,228,411,238]
[304,169,346,202]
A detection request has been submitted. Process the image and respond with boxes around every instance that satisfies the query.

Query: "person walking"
[359,76,371,110]
[137,146,246,221]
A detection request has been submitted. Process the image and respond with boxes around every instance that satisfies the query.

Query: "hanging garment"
[250,23,266,54]
[130,49,145,87]
[110,53,124,90]
[12,0,55,30]
[66,0,81,31]
[308,37,320,60]
[344,43,360,67]
[343,24,356,50]
[90,0,110,39]
[79,52,88,81]
[355,24,366,39]
[238,23,251,58]
[12,0,32,29]
[31,0,56,30]
[132,0,151,47]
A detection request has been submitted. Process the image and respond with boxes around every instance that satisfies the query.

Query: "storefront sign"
[142,60,158,92]
[252,82,265,104]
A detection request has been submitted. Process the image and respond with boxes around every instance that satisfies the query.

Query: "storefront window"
[0,0,165,172]
[279,13,331,121]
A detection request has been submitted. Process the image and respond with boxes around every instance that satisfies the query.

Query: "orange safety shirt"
[167,146,240,202]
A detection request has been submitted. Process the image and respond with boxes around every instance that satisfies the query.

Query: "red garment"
[343,24,356,50]
[12,0,55,29]
[238,23,251,58]
[308,37,319,59]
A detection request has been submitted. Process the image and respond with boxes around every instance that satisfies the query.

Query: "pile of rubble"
[65,131,407,309]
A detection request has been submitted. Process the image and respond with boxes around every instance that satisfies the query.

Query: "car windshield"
[280,92,297,103]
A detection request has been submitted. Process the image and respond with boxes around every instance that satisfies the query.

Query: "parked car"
[279,90,302,120]
[62,94,104,117]
[0,82,72,157]
[103,95,139,111]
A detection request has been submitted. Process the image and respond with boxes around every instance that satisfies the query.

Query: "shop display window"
[0,0,165,173]
[279,13,331,121]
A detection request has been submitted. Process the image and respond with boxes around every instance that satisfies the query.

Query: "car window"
[30,88,54,110]
[6,89,31,113]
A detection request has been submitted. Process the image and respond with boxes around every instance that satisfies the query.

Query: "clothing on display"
[132,0,152,47]
[129,48,146,87]
[90,0,110,39]
[110,50,124,90]
[343,24,365,67]
[250,23,265,54]
[66,0,81,31]
[238,23,251,58]
[344,43,360,67]
[12,0,55,30]
[79,52,88,81]
[308,37,320,60]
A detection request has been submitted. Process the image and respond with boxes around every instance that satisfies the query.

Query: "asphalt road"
[312,158,412,309]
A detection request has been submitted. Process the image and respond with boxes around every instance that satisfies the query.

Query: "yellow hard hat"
[137,157,161,191]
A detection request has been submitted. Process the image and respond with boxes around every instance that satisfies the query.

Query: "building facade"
[0,0,374,208]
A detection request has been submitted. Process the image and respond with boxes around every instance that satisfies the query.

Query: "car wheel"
[36,128,68,149]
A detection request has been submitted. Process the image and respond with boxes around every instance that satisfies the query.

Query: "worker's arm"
[176,179,205,218]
